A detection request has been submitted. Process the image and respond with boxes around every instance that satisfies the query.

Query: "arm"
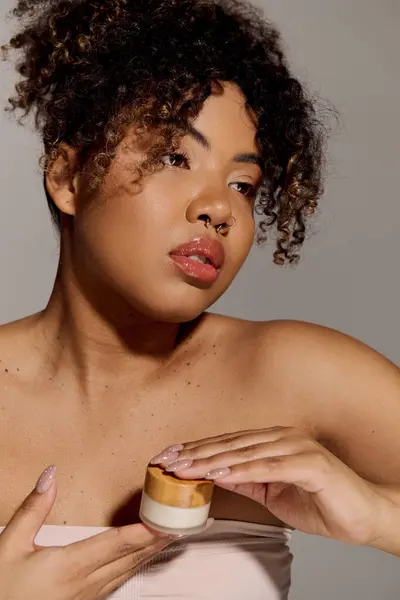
[275,320,400,485]
[271,320,400,554]
[369,485,400,557]
[151,320,400,554]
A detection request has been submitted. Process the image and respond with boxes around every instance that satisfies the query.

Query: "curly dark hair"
[1,0,327,264]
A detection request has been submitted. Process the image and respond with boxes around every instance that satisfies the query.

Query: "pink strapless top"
[1,519,292,599]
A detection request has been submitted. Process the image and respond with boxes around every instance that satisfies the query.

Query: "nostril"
[198,214,211,228]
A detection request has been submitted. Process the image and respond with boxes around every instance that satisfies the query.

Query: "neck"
[37,264,185,398]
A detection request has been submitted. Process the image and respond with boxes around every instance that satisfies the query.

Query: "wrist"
[369,486,400,557]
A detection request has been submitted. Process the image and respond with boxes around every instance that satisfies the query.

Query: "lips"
[169,237,225,284]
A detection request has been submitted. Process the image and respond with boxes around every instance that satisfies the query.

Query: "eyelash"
[161,152,260,200]
[161,151,191,169]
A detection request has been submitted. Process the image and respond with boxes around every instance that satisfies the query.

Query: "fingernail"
[35,465,56,494]
[165,444,185,453]
[205,467,231,480]
[165,459,194,472]
[150,450,181,465]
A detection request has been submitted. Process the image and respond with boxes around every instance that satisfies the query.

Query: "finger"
[0,466,57,554]
[167,438,311,479]
[151,428,286,464]
[96,537,175,597]
[66,523,173,573]
[157,428,294,467]
[208,453,333,493]
[182,428,281,449]
[95,518,214,593]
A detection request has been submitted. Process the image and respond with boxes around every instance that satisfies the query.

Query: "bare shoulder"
[199,312,272,371]
[261,321,400,485]
[249,319,400,430]
[201,311,271,347]
[267,320,400,483]
[0,313,43,382]
[256,318,399,376]
[207,315,400,483]
[204,313,399,374]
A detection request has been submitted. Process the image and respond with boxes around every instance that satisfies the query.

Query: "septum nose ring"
[204,216,236,234]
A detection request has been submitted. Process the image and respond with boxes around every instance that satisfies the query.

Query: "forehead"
[191,83,258,150]
[115,82,258,165]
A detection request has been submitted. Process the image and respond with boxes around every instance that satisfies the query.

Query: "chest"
[0,369,302,527]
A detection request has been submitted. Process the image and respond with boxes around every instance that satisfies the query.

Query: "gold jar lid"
[144,465,214,508]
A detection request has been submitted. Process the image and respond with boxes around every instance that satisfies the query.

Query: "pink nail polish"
[164,444,185,453]
[165,459,194,472]
[205,467,231,480]
[150,450,181,465]
[35,465,56,494]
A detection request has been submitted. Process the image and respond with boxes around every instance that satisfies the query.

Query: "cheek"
[74,187,169,278]
[232,214,255,263]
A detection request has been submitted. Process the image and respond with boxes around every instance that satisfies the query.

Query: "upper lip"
[169,236,225,269]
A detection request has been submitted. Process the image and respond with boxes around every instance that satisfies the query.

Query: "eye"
[230,182,259,200]
[161,152,190,168]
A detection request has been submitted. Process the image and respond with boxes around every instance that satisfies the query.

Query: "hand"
[151,427,392,547]
[0,466,175,600]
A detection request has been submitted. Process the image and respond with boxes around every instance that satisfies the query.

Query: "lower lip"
[169,255,219,284]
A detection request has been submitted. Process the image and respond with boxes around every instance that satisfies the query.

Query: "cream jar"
[139,465,214,536]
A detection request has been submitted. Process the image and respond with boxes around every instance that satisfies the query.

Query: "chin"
[133,302,205,324]
[156,308,204,323]
[124,285,221,324]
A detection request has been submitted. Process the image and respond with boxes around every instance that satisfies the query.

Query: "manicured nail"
[205,467,232,480]
[165,459,194,472]
[150,450,181,465]
[165,444,185,453]
[35,465,56,494]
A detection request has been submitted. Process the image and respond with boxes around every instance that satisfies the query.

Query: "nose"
[186,185,234,234]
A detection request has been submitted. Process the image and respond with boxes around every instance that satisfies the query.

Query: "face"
[64,83,261,322]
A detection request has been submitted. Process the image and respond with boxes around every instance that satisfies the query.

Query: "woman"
[0,0,399,598]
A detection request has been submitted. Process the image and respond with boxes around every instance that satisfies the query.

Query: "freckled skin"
[0,85,275,527]
[0,84,400,533]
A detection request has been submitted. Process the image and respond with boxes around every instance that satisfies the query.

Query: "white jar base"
[139,492,211,536]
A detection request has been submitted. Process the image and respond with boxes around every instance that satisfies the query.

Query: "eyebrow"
[186,125,263,169]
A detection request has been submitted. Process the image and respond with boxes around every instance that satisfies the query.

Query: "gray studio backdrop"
[1,0,399,598]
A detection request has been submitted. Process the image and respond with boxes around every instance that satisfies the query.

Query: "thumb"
[1,466,57,552]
